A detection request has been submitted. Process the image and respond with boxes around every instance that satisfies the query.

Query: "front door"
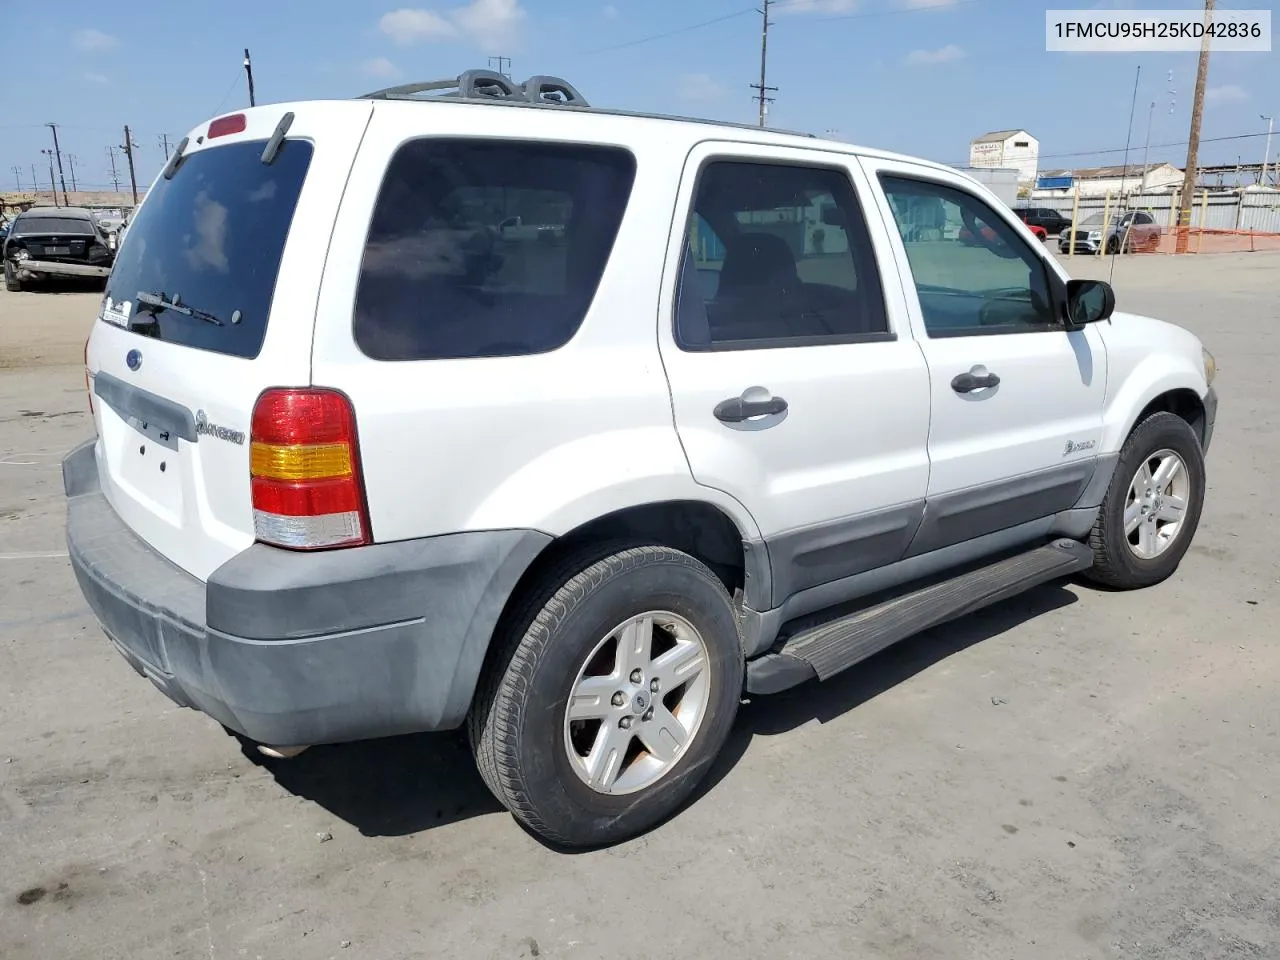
[863,159,1109,556]
[657,143,932,606]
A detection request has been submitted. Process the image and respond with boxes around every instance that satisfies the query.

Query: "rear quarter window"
[353,139,637,361]
[102,138,313,360]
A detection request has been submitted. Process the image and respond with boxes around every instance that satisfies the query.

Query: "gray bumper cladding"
[62,440,550,746]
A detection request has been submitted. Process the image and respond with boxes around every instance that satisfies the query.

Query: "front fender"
[1101,353,1207,453]
[464,425,765,543]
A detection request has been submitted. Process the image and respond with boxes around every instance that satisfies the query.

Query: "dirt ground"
[2,252,1278,959]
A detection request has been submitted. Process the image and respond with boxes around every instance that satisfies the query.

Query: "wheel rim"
[563,610,712,796]
[1123,448,1191,560]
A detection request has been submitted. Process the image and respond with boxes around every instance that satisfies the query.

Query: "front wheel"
[469,544,744,848]
[4,262,21,292]
[1106,236,1121,254]
[1083,412,1206,589]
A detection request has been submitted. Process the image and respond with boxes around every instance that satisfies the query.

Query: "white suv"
[64,70,1219,848]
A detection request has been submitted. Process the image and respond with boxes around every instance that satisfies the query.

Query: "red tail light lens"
[208,113,247,139]
[249,389,371,550]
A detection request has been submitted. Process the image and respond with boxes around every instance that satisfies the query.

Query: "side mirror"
[1065,278,1115,327]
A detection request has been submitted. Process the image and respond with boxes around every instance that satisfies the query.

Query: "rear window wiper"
[134,290,226,327]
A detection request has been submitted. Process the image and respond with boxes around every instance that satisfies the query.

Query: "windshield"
[13,216,96,236]
[1080,214,1107,227]
[102,138,313,359]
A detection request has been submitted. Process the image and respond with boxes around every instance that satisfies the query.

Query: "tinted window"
[1134,211,1154,224]
[676,160,888,350]
[102,138,313,359]
[14,216,96,236]
[880,176,1056,337]
[354,139,636,361]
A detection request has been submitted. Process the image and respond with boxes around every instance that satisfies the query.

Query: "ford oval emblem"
[125,349,142,371]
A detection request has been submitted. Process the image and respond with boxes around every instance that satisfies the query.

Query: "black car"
[1012,205,1072,237]
[3,207,115,292]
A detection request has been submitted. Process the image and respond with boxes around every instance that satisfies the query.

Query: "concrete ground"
[2,252,1278,960]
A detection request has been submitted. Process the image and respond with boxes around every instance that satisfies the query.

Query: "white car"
[64,69,1218,848]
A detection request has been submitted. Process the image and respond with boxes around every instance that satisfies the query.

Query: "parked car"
[3,207,115,291]
[1060,209,1163,254]
[65,69,1218,848]
[1013,204,1072,238]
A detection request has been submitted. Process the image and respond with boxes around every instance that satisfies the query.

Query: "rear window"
[102,138,313,360]
[14,216,96,236]
[353,138,637,361]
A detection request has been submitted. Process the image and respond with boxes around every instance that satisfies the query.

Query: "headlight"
[13,247,29,261]
[1088,231,1102,240]
[1202,347,1217,386]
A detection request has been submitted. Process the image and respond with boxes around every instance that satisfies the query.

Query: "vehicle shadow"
[10,276,106,295]
[247,582,1079,841]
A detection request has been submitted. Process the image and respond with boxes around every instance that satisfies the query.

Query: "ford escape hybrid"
[65,70,1219,848]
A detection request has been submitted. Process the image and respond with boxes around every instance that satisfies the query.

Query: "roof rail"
[360,69,590,107]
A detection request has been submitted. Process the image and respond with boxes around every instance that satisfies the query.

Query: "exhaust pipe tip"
[257,744,309,760]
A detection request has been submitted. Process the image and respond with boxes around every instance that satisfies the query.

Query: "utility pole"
[30,164,38,195]
[41,150,59,207]
[1176,0,1215,253]
[121,125,139,205]
[750,0,777,127]
[487,56,512,79]
[66,154,79,192]
[244,48,256,107]
[106,146,121,192]
[1260,114,1274,187]
[10,165,21,191]
[1140,100,1155,192]
[159,134,171,161]
[46,122,71,205]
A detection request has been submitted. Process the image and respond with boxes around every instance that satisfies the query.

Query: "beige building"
[968,130,1040,184]
[1033,163,1185,198]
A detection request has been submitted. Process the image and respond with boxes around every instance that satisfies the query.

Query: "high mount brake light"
[208,113,247,139]
[249,389,371,550]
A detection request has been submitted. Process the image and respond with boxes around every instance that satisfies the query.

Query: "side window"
[879,175,1058,337]
[354,139,636,361]
[1134,211,1154,225]
[675,159,889,350]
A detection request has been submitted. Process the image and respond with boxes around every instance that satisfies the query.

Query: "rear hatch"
[85,101,373,582]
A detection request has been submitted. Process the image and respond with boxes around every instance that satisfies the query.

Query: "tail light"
[249,389,371,550]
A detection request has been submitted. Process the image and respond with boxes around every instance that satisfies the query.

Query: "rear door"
[86,101,372,581]
[656,142,932,604]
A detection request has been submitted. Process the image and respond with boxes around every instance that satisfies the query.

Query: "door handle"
[714,394,788,423]
[951,370,1001,393]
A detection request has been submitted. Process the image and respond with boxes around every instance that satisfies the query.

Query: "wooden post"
[1068,185,1081,258]
[1197,188,1209,252]
[1097,191,1112,257]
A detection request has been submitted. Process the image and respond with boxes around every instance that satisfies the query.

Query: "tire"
[4,262,21,292]
[1106,236,1121,254]
[1083,411,1206,590]
[468,543,744,848]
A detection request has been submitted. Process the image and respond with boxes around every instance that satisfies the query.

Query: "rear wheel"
[1083,412,1206,589]
[1106,236,1121,254]
[4,262,21,292]
[469,544,744,848]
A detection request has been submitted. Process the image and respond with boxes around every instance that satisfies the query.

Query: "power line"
[942,130,1272,169]
[575,9,756,56]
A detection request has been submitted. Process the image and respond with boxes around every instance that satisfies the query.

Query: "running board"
[745,539,1093,695]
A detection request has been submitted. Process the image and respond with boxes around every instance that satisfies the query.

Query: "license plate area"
[46,246,70,256]
[107,413,186,521]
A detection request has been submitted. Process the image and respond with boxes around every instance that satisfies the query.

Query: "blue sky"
[2,0,1275,192]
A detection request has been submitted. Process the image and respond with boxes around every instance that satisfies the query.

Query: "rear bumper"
[63,440,549,746]
[17,259,112,279]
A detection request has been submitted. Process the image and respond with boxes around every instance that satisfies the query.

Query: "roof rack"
[360,69,590,107]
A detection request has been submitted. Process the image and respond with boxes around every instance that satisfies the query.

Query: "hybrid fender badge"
[194,410,246,446]
[1064,438,1097,456]
[125,349,142,371]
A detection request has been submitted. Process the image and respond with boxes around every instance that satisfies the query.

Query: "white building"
[968,130,1040,184]
[1033,163,1184,198]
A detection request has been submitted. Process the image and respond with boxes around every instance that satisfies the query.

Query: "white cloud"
[779,0,857,13]
[362,57,400,79]
[84,72,109,84]
[73,28,118,51]
[1206,84,1249,103]
[379,0,526,51]
[679,73,727,102]
[906,43,965,64]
